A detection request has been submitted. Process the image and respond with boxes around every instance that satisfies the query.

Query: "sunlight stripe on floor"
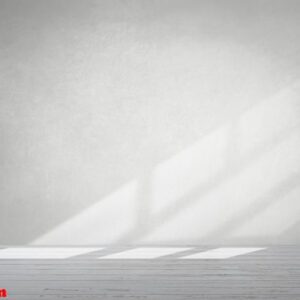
[0,247,102,259]
[182,247,266,259]
[98,247,191,259]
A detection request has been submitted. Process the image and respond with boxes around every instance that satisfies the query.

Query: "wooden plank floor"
[0,246,299,299]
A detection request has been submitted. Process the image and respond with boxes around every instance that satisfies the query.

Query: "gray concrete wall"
[1,0,300,245]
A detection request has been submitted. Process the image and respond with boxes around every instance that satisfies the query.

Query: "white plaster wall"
[0,0,300,245]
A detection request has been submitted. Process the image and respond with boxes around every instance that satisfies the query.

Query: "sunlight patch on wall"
[137,81,300,244]
[31,181,137,245]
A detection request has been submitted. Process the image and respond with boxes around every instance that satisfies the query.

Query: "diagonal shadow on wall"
[116,97,300,244]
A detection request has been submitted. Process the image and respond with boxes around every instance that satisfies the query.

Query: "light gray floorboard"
[0,246,299,299]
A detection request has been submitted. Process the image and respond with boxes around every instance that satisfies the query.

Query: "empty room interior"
[0,0,300,299]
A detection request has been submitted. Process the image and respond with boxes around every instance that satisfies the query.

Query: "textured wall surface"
[1,0,300,245]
